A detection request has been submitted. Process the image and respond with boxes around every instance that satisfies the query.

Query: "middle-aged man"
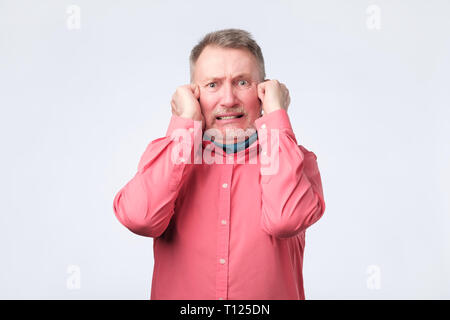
[113,28,326,300]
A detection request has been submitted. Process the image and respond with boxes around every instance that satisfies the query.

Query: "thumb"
[257,82,265,101]
[191,84,200,99]
[194,85,200,99]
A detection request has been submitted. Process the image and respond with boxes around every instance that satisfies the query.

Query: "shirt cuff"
[254,108,293,132]
[166,114,195,137]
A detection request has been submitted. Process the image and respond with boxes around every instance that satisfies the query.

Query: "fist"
[171,83,205,126]
[257,79,291,115]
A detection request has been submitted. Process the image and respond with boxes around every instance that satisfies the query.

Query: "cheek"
[240,91,261,117]
[240,86,259,103]
[199,95,217,121]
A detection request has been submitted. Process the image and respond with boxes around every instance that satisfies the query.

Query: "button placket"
[215,164,232,300]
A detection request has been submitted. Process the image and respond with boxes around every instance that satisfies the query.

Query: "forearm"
[113,115,200,237]
[256,109,326,238]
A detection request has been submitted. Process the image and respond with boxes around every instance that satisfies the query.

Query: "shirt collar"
[201,132,261,162]
[203,131,258,154]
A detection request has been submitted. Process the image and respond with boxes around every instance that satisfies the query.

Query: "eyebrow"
[203,73,253,83]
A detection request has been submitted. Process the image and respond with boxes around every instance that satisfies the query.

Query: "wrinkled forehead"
[193,46,260,83]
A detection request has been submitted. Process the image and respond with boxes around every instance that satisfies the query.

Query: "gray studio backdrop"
[1,0,449,299]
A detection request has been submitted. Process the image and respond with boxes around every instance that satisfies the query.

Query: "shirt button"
[221,220,227,225]
[219,258,226,264]
[189,128,194,133]
[222,183,228,188]
[179,158,186,163]
[261,123,266,129]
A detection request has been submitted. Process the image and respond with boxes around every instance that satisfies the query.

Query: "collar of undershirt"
[203,131,258,154]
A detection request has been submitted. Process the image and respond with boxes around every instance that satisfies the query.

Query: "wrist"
[178,112,198,120]
[262,106,283,114]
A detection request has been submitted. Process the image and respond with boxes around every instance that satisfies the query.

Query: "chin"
[219,126,257,144]
[205,121,257,144]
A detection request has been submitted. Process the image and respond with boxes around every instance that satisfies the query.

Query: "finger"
[257,81,264,91]
[257,82,265,100]
[171,100,177,113]
[194,84,200,99]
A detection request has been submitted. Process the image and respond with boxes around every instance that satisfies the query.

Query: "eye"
[207,82,216,88]
[238,80,248,86]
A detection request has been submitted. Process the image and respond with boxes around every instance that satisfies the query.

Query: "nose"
[219,81,239,108]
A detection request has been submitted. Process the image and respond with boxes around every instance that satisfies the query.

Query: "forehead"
[194,46,259,81]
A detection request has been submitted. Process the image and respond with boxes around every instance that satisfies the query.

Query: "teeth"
[218,115,240,120]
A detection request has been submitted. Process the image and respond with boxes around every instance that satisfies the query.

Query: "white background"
[1,0,449,299]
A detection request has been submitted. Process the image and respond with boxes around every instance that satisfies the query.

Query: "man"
[113,28,326,300]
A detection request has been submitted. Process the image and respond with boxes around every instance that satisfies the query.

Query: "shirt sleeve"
[254,109,326,238]
[113,115,200,237]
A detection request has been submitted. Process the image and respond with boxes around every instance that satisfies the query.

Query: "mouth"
[216,113,244,120]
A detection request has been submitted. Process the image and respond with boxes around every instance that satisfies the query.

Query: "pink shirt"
[113,109,326,300]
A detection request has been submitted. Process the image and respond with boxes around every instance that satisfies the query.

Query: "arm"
[113,115,199,238]
[255,109,326,238]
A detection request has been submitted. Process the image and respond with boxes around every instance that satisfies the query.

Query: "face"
[192,45,263,144]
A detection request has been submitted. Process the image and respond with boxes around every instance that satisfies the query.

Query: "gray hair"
[189,28,265,83]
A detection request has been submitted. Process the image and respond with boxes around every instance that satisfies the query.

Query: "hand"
[171,83,205,128]
[257,79,291,115]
